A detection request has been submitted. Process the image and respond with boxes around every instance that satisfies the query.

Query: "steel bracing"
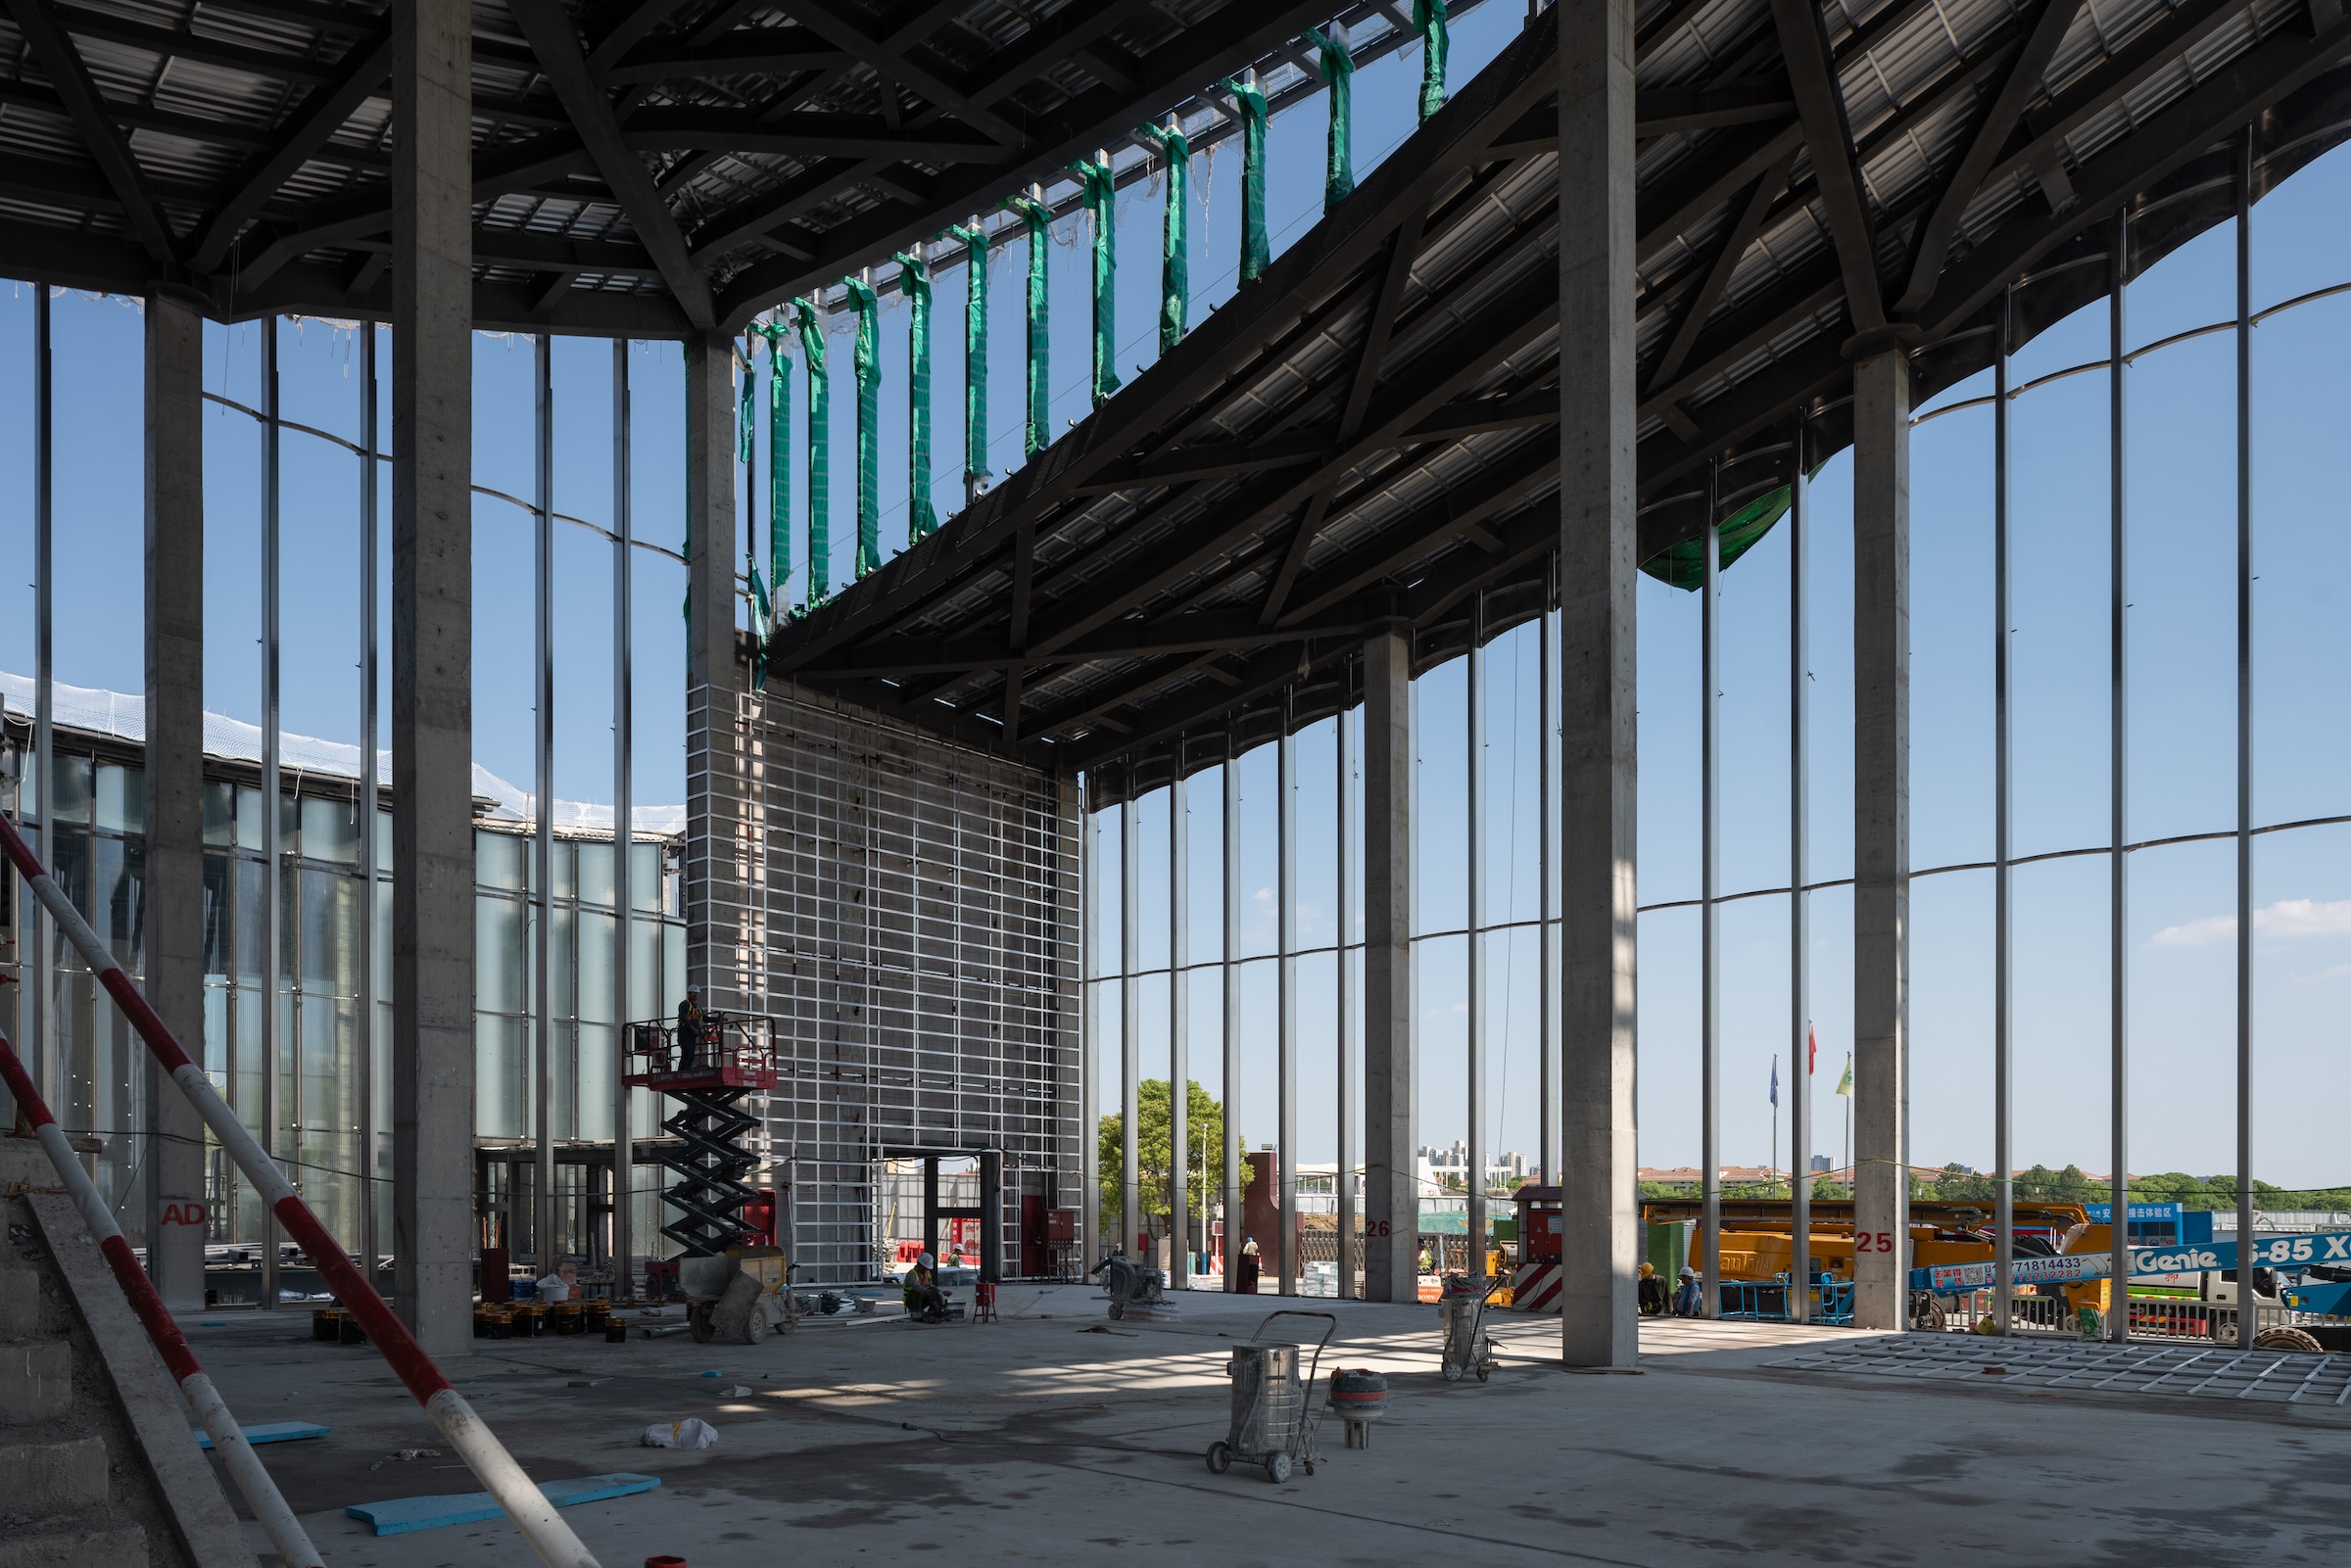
[761,1,2351,784]
[0,0,1454,332]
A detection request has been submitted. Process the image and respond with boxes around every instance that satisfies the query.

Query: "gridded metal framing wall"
[692,683,1080,1285]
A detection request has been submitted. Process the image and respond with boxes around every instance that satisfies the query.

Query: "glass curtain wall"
[5,733,686,1258]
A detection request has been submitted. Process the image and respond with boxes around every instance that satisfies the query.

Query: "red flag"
[1807,1021,1817,1076]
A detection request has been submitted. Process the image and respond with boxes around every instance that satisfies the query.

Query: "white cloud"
[2149,898,2351,949]
[2150,915,2234,948]
[2257,898,2351,938]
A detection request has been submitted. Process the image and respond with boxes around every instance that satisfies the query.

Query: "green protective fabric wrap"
[792,299,831,603]
[1221,76,1271,283]
[1305,29,1355,211]
[1074,158,1121,406]
[1642,481,1803,589]
[895,252,937,541]
[741,338,769,689]
[842,276,883,579]
[1006,193,1052,461]
[948,223,991,490]
[1133,122,1188,355]
[1414,0,1449,123]
[761,324,792,604]
[738,343,755,463]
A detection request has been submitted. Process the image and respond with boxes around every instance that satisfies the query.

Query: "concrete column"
[1557,0,1641,1369]
[390,0,475,1359]
[1850,349,1910,1332]
[141,284,207,1312]
[684,334,741,1004]
[1361,628,1415,1303]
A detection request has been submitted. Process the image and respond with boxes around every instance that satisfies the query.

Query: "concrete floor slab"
[185,1288,2350,1566]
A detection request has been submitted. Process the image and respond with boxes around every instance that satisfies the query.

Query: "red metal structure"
[624,1015,779,1258]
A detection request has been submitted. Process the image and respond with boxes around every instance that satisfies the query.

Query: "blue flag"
[1769,1056,1779,1108]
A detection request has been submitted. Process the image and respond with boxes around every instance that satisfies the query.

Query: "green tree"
[1097,1079,1235,1235]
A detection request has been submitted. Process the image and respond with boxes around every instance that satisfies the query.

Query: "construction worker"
[902,1251,947,1322]
[677,983,707,1069]
[1671,1265,1703,1316]
[1637,1260,1668,1316]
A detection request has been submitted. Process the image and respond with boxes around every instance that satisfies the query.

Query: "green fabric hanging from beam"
[1006,191,1052,461]
[759,321,792,606]
[1074,157,1120,407]
[1134,120,1188,355]
[894,251,937,542]
[1306,28,1355,211]
[948,221,991,497]
[1222,75,1270,284]
[1642,480,1808,589]
[792,298,831,604]
[1415,0,1449,123]
[842,275,883,579]
[740,338,769,689]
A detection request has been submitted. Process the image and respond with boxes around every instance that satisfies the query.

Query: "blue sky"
[1,4,2346,1184]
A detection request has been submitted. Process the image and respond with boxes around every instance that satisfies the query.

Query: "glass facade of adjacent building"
[4,725,686,1265]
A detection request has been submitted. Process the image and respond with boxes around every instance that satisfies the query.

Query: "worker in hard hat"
[1670,1265,1703,1317]
[1637,1261,1668,1316]
[677,983,707,1069]
[902,1251,947,1322]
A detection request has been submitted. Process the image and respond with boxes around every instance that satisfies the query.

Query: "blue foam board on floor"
[194,1421,330,1449]
[346,1472,661,1536]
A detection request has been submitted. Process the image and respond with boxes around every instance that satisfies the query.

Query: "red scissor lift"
[624,1014,779,1258]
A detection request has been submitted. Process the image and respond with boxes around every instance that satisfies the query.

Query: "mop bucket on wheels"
[1439,1272,1504,1383]
[1206,1310,1338,1484]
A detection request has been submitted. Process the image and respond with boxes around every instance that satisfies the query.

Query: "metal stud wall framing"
[694,684,1080,1285]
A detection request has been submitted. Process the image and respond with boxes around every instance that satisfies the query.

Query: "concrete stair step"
[0,1430,110,1520]
[0,1517,147,1568]
[0,1266,40,1340]
[0,1338,72,1424]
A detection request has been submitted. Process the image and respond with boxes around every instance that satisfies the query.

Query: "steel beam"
[2108,208,2132,1342]
[360,320,381,1276]
[534,332,557,1274]
[1336,672,1359,1296]
[1363,629,1415,1302]
[1081,781,1100,1271]
[1789,415,1811,1322]
[1992,294,2012,1337]
[1121,796,1139,1262]
[611,337,636,1293]
[1466,596,1488,1280]
[262,318,283,1312]
[1170,754,1189,1288]
[2233,126,2255,1348]
[1700,477,1720,1317]
[1277,701,1298,1296]
[1223,741,1242,1290]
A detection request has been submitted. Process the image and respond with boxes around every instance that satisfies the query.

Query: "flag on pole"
[1834,1053,1853,1097]
[1807,1020,1818,1076]
[1769,1055,1779,1108]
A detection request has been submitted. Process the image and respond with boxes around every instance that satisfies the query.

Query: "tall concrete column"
[1557,0,1641,1369]
[391,0,475,1360]
[1361,627,1415,1303]
[684,333,741,1004]
[141,284,207,1312]
[1850,349,1910,1332]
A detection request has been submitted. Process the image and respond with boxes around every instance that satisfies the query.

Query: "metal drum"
[1228,1340,1303,1455]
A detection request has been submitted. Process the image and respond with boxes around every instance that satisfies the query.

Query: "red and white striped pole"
[0,812,600,1568]
[0,1035,323,1568]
